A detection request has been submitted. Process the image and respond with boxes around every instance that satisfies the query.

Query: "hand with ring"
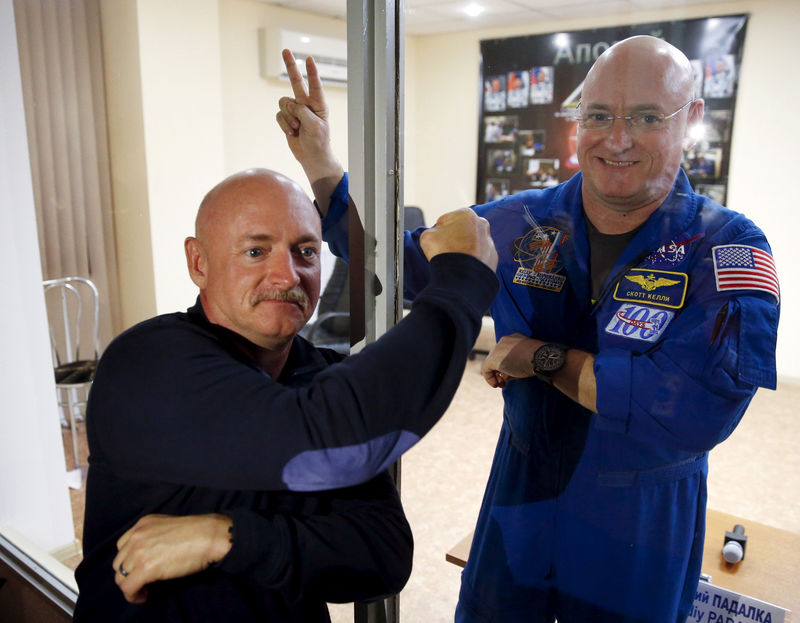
[112,513,233,603]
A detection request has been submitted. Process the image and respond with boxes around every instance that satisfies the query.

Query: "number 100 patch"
[605,304,675,342]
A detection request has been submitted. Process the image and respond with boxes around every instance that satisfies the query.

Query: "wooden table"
[446,509,799,615]
[445,531,471,569]
[702,510,798,616]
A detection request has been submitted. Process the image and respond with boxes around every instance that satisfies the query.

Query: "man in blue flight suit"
[277,35,779,623]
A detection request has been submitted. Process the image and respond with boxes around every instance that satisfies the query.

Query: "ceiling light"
[554,33,570,48]
[463,3,485,18]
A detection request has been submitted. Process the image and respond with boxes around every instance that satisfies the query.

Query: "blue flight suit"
[323,170,779,622]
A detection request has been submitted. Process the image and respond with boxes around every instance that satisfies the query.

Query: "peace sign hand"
[276,49,343,185]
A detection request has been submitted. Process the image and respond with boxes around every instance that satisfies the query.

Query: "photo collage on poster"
[477,16,747,206]
[681,57,738,204]
[483,65,559,202]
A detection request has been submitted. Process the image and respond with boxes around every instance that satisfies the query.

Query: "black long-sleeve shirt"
[73,253,498,622]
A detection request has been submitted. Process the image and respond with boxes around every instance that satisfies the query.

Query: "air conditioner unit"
[259,28,347,87]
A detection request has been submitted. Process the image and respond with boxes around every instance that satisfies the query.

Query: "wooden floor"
[59,358,800,622]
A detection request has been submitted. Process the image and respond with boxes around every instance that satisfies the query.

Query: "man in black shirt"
[73,168,498,621]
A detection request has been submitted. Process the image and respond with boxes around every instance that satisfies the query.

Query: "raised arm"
[275,50,343,215]
[274,50,442,300]
[90,253,498,493]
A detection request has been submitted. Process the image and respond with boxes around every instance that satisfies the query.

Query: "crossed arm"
[110,473,412,605]
[480,333,597,412]
[113,513,232,603]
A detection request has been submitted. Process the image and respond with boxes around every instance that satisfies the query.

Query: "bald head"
[585,36,696,105]
[195,168,317,242]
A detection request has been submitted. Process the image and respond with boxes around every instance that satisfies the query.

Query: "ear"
[688,97,705,126]
[185,237,208,289]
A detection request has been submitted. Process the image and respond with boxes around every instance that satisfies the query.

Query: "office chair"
[43,276,100,475]
[403,205,425,231]
[303,256,350,355]
[402,206,426,309]
[305,206,426,353]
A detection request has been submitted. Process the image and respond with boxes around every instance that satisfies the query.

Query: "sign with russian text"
[688,580,788,623]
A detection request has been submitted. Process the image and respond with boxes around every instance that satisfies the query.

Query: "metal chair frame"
[43,276,100,472]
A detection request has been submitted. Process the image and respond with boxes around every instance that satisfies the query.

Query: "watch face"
[534,344,566,373]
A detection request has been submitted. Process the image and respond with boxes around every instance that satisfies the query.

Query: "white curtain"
[14,0,120,350]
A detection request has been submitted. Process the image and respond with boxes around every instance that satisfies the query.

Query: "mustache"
[251,288,310,310]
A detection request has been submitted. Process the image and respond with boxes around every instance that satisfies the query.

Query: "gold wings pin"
[625,273,680,291]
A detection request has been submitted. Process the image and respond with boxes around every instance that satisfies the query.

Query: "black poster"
[477,15,748,205]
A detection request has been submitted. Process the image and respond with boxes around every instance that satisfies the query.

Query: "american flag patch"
[712,245,779,303]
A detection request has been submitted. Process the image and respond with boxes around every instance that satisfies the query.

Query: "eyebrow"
[583,102,663,112]
[239,233,321,246]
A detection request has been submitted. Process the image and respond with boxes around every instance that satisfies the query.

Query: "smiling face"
[577,36,704,230]
[185,169,322,352]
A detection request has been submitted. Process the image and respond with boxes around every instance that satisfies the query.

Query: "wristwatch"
[532,342,568,385]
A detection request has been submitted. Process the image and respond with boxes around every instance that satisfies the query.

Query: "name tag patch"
[613,268,688,309]
[513,266,566,291]
[605,304,675,342]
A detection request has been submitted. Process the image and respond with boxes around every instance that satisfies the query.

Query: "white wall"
[137,0,227,316]
[0,0,77,552]
[406,0,800,380]
[727,0,800,380]
[218,0,349,186]
[101,0,227,325]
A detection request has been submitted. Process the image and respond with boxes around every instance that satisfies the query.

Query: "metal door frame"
[347,1,404,621]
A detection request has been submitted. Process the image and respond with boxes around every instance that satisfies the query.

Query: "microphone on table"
[722,524,747,564]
